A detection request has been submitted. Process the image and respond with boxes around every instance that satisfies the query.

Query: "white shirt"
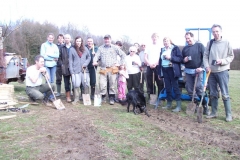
[25,65,43,86]
[145,43,161,66]
[125,54,141,74]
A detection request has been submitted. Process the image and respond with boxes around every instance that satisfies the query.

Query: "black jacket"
[58,43,73,76]
[182,42,205,69]
[158,45,183,78]
[86,45,98,69]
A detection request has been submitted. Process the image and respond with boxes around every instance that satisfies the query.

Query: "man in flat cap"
[93,35,126,105]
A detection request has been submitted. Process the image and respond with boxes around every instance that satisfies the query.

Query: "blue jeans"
[46,66,57,83]
[208,70,230,100]
[162,67,181,101]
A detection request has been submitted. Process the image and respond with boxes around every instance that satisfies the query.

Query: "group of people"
[25,24,234,122]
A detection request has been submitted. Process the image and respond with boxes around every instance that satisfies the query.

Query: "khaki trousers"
[100,71,117,95]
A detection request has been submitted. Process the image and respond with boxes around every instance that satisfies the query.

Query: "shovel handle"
[43,74,57,101]
[199,71,211,105]
[152,69,155,94]
[140,71,143,83]
[203,71,211,92]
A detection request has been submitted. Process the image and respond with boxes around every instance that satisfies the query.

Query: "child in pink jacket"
[118,65,129,100]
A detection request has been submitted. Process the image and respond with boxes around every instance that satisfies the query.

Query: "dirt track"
[34,105,115,160]
[23,101,240,159]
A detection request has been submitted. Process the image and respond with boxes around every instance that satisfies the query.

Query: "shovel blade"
[94,94,101,107]
[53,99,65,110]
[83,94,91,105]
[186,102,197,115]
[149,94,157,105]
[197,106,203,123]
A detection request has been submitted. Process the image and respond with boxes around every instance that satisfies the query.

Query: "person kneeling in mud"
[25,55,55,106]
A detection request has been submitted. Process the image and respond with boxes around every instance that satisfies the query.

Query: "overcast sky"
[1,0,239,48]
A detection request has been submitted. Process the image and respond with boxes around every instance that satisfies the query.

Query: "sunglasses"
[141,45,145,47]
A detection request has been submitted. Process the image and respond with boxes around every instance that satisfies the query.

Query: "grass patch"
[77,104,236,159]
[0,110,40,159]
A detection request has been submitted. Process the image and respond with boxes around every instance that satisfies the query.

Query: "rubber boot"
[162,101,172,109]
[56,84,61,97]
[109,94,115,105]
[79,88,83,101]
[91,86,95,100]
[102,95,107,103]
[66,91,71,103]
[72,88,79,105]
[147,94,150,104]
[172,101,181,112]
[206,97,218,119]
[223,99,232,122]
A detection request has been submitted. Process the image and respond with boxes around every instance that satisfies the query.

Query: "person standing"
[86,37,98,100]
[138,43,148,93]
[134,42,140,55]
[93,35,126,105]
[158,37,183,112]
[125,46,141,91]
[182,32,208,114]
[118,65,129,100]
[203,24,234,122]
[69,36,91,105]
[40,33,59,83]
[145,33,164,105]
[55,34,64,97]
[58,34,73,103]
[25,55,55,106]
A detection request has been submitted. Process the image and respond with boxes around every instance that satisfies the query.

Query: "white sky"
[1,0,239,48]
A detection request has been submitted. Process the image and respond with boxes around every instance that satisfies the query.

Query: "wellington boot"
[162,101,172,109]
[72,88,79,105]
[172,101,181,112]
[56,84,61,97]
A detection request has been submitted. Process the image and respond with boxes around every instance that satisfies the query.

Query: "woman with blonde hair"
[158,37,183,112]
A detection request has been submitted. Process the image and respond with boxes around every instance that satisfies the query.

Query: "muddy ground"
[3,94,240,160]
[20,98,239,160]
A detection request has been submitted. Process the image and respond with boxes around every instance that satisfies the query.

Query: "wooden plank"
[0,115,16,120]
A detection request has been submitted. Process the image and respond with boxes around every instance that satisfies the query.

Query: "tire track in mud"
[144,108,240,157]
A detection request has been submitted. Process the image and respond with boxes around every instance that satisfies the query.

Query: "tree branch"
[2,25,21,42]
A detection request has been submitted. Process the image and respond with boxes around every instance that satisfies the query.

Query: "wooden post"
[0,27,6,83]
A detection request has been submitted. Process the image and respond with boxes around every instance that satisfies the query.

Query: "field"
[0,70,240,160]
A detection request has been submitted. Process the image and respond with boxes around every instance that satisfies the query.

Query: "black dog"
[119,89,150,117]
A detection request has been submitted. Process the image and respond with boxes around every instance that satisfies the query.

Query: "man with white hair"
[93,35,126,105]
[58,34,73,102]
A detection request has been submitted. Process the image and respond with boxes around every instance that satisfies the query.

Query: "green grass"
[0,113,40,159]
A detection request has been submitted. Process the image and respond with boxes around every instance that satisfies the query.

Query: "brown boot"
[66,91,71,103]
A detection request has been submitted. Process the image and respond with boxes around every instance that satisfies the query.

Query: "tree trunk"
[0,27,6,83]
